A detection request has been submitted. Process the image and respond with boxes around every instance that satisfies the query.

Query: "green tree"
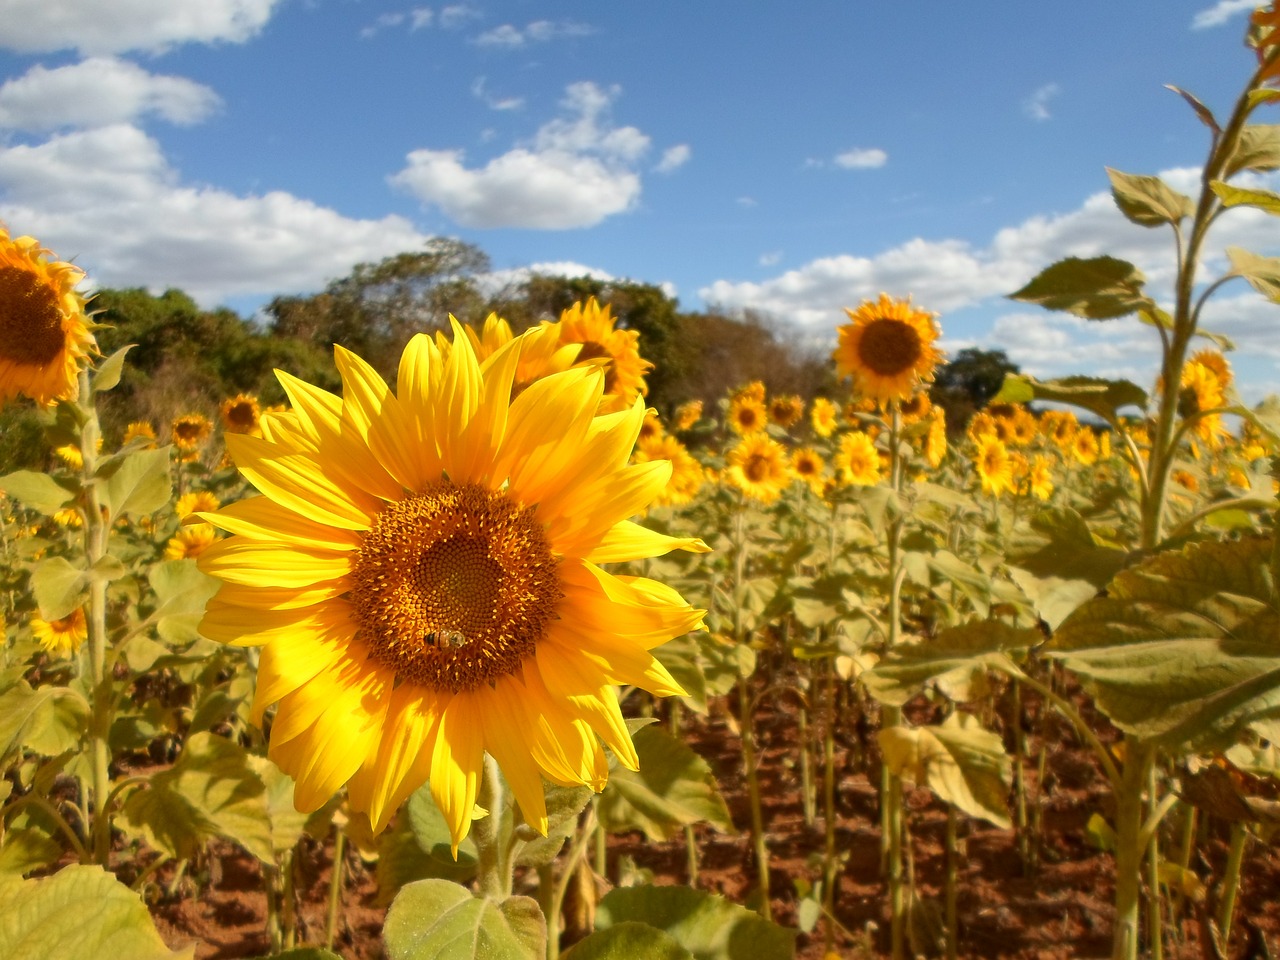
[929,347,1021,432]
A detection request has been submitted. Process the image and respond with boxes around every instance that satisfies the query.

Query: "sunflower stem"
[326,825,346,951]
[474,753,514,901]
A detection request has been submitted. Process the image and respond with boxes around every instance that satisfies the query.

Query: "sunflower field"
[4,11,1280,960]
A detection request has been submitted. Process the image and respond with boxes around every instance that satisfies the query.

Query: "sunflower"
[1040,410,1078,450]
[674,400,702,432]
[54,443,83,470]
[637,408,663,444]
[768,394,804,429]
[221,393,263,436]
[634,434,704,508]
[31,607,87,657]
[924,407,948,468]
[966,412,998,444]
[172,413,213,451]
[165,522,218,560]
[728,394,767,436]
[1029,454,1054,501]
[833,294,942,405]
[791,447,826,495]
[810,397,838,438]
[0,226,96,407]
[1072,428,1100,466]
[555,299,653,413]
[898,391,932,424]
[123,421,157,448]
[53,506,83,528]
[460,314,579,400]
[1008,406,1038,446]
[725,433,791,503]
[175,490,222,519]
[974,435,1015,496]
[196,326,707,849]
[836,431,882,486]
[734,380,766,404]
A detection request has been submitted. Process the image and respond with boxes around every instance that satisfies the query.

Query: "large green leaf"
[1048,537,1280,751]
[1224,124,1280,178]
[563,922,694,960]
[383,880,545,960]
[148,559,221,644]
[0,470,76,515]
[0,865,194,960]
[515,782,592,869]
[31,556,88,621]
[861,619,1037,707]
[1210,180,1280,215]
[1226,246,1280,304]
[595,885,795,960]
[1008,256,1152,319]
[993,374,1147,423]
[1106,168,1193,226]
[90,346,132,394]
[0,827,62,877]
[101,446,172,521]
[0,681,89,759]
[878,713,1012,829]
[597,725,732,841]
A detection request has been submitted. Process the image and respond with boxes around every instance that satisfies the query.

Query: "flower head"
[221,393,262,436]
[768,394,804,428]
[833,294,942,406]
[31,607,87,656]
[725,433,791,503]
[810,397,838,438]
[974,435,1015,497]
[165,522,218,560]
[123,421,157,448]
[197,325,707,849]
[728,393,767,436]
[0,226,96,407]
[172,413,213,451]
[554,299,652,413]
[836,431,882,486]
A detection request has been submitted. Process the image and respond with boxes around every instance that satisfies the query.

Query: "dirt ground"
[146,680,1280,960]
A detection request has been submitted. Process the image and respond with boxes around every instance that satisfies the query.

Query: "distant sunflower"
[1029,454,1054,501]
[833,294,941,405]
[637,408,663,444]
[31,607,87,657]
[555,299,653,413]
[768,394,804,428]
[1040,410,1078,450]
[634,434,704,508]
[165,522,218,560]
[172,413,213,451]
[175,490,221,519]
[725,433,791,503]
[974,435,1015,497]
[221,393,262,436]
[123,421,157,448]
[1072,428,1100,466]
[967,412,998,443]
[791,447,826,495]
[728,394,768,436]
[460,314,578,399]
[836,431,881,486]
[0,226,96,407]
[54,443,83,470]
[898,391,932,424]
[924,407,948,469]
[197,326,707,848]
[1008,406,1038,446]
[674,400,703,431]
[810,397,838,438]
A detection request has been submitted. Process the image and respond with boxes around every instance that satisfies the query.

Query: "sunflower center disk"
[858,318,922,377]
[0,266,65,365]
[744,455,771,483]
[352,481,562,694]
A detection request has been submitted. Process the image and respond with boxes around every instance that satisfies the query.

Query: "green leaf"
[1006,506,1128,629]
[1210,180,1280,215]
[383,880,545,960]
[563,922,694,960]
[1047,536,1280,751]
[1165,84,1220,132]
[245,951,344,960]
[879,713,1012,828]
[595,885,795,960]
[101,446,172,521]
[148,559,221,644]
[516,782,592,869]
[0,865,194,960]
[246,755,310,859]
[861,619,1037,707]
[1226,246,1280,303]
[0,681,89,759]
[1248,88,1280,110]
[90,346,132,394]
[0,470,76,515]
[31,556,88,622]
[1224,125,1280,178]
[993,374,1147,423]
[1008,256,1152,319]
[927,551,993,618]
[403,784,479,882]
[597,725,733,841]
[0,828,63,877]
[1106,168,1194,226]
[654,634,710,714]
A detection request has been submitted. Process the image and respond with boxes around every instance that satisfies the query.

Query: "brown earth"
[145,677,1280,960]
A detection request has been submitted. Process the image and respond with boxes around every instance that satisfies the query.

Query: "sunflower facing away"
[555,298,653,413]
[0,226,96,407]
[196,325,708,849]
[833,294,942,406]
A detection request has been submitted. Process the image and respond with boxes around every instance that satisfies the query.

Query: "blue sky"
[0,0,1277,399]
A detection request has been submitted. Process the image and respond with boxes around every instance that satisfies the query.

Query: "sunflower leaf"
[0,865,195,960]
[597,725,733,841]
[1008,255,1153,319]
[1210,180,1280,215]
[383,880,545,960]
[90,346,133,394]
[0,681,88,762]
[878,713,1013,829]
[0,469,76,515]
[993,374,1147,423]
[1106,168,1194,226]
[31,556,88,621]
[1165,84,1220,132]
[0,827,62,878]
[562,922,694,960]
[1224,125,1280,178]
[1226,246,1280,303]
[595,885,796,960]
[100,445,172,521]
[1047,536,1280,751]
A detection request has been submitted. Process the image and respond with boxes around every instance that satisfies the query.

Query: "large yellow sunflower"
[728,394,768,436]
[833,294,942,405]
[196,325,707,849]
[974,435,1015,497]
[836,431,882,486]
[0,226,96,407]
[725,433,791,503]
[554,299,653,414]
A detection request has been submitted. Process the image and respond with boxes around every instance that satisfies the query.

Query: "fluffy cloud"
[474,20,593,47]
[0,124,430,306]
[0,0,283,55]
[1191,0,1258,29]
[0,58,221,131]
[834,147,887,169]
[655,144,690,174]
[1023,83,1061,121]
[391,82,665,229]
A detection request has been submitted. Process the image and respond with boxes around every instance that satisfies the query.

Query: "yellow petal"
[559,560,706,649]
[532,652,638,771]
[250,612,354,723]
[395,333,445,484]
[198,538,351,588]
[227,435,377,531]
[476,679,548,836]
[584,520,711,565]
[334,345,423,493]
[200,596,355,647]
[543,460,671,556]
[494,366,602,504]
[197,495,362,551]
[430,693,486,853]
[520,667,608,791]
[207,579,346,611]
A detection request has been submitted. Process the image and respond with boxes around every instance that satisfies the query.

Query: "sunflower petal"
[430,693,486,853]
[584,519,711,564]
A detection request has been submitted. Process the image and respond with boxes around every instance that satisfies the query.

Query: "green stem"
[1147,762,1163,960]
[326,826,346,951]
[1217,824,1248,953]
[738,675,771,920]
[473,754,513,901]
[945,805,959,960]
[822,665,838,957]
[799,695,814,827]
[883,403,907,960]
[0,792,91,863]
[547,806,598,960]
[1111,738,1154,960]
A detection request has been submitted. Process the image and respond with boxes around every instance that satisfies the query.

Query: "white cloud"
[478,260,616,296]
[439,4,481,29]
[1023,83,1060,121]
[655,144,690,174]
[0,0,283,56]
[0,58,221,131]
[475,20,592,48]
[470,76,524,111]
[1191,0,1258,29]
[410,8,434,30]
[758,251,782,267]
[360,13,405,39]
[391,82,653,229]
[834,147,887,170]
[0,124,430,306]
